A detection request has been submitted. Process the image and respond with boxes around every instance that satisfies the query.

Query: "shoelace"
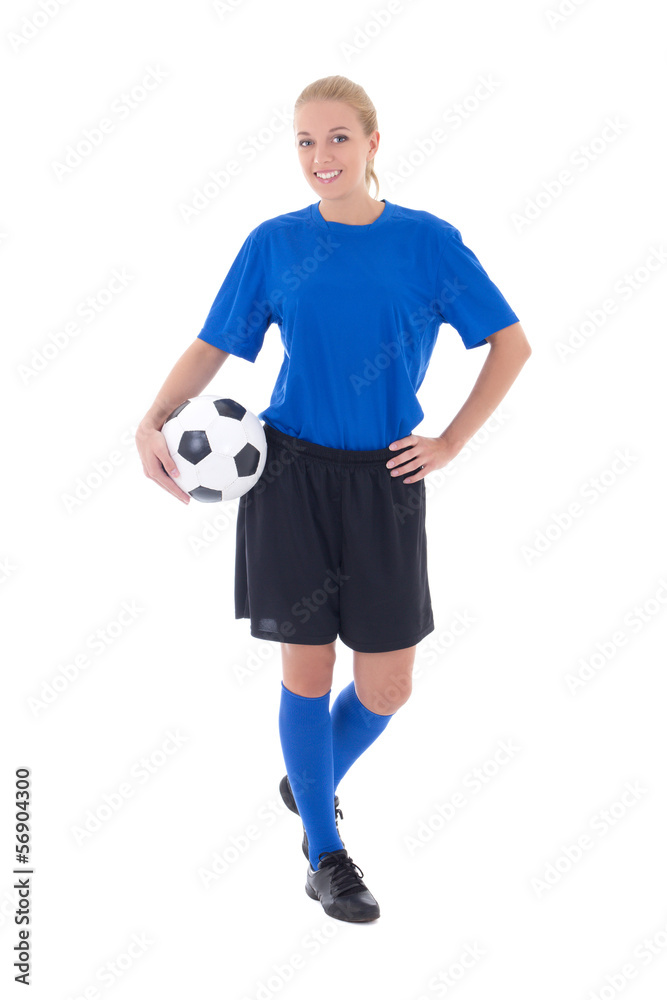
[318,852,367,897]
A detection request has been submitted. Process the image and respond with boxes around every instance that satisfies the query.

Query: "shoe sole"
[305,876,380,922]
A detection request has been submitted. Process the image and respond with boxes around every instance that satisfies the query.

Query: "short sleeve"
[433,228,519,349]
[197,232,272,362]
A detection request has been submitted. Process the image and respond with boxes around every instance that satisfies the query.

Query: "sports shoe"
[305,848,380,922]
[279,774,344,859]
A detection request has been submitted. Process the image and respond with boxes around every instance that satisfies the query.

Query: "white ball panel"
[196,452,238,489]
[177,397,220,432]
[170,461,199,494]
[206,417,247,456]
[161,420,182,457]
[223,476,256,501]
[254,446,267,482]
[242,411,268,454]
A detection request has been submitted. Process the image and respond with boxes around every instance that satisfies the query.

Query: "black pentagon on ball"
[234,442,260,477]
[213,398,246,420]
[189,485,223,503]
[178,430,212,464]
[165,399,191,422]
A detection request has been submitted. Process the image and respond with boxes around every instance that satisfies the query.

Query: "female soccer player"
[136,75,531,923]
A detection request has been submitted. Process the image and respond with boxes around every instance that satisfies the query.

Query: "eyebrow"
[296,126,351,137]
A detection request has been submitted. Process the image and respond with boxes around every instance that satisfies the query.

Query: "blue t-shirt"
[197,199,519,450]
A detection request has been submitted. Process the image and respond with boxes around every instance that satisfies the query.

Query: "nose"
[312,148,333,166]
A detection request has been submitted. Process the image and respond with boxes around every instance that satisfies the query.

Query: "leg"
[280,640,336,696]
[352,644,416,715]
[329,645,416,793]
[278,640,343,869]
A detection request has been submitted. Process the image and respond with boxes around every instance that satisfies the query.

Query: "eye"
[298,135,348,148]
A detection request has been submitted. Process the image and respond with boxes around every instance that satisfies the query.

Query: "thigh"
[338,468,435,653]
[239,443,343,644]
[281,640,337,697]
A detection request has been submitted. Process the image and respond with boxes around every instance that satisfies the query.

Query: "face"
[294,100,379,200]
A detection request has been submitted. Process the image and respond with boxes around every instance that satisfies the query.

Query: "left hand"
[385,434,455,484]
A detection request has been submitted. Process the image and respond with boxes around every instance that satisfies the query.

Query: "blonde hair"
[294,75,380,200]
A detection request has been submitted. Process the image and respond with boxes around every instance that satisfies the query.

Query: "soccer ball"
[161,396,267,502]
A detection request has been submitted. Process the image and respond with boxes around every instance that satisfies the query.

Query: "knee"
[281,643,336,698]
[285,675,333,698]
[358,673,412,715]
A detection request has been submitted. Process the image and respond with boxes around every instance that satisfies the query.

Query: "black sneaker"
[305,848,380,922]
[279,774,344,859]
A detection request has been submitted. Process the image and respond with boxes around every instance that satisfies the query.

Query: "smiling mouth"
[314,170,342,183]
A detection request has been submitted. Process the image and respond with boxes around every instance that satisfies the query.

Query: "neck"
[317,194,385,226]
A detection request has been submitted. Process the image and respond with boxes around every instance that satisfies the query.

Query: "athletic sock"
[331,680,394,793]
[278,681,345,870]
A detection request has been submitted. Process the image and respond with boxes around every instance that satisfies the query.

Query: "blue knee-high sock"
[331,681,394,792]
[278,682,344,870]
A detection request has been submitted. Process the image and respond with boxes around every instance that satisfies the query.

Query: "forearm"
[139,339,230,429]
[440,325,531,455]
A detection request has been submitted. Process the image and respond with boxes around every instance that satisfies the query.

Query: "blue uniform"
[197,198,519,450]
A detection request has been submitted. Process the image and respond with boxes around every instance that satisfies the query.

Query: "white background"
[2,0,666,997]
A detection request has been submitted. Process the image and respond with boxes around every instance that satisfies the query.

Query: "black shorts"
[234,422,435,653]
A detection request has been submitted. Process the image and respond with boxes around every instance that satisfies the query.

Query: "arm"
[386,322,532,483]
[139,338,231,429]
[135,339,231,504]
[439,321,532,455]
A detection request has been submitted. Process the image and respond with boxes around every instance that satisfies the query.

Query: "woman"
[135,74,531,923]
